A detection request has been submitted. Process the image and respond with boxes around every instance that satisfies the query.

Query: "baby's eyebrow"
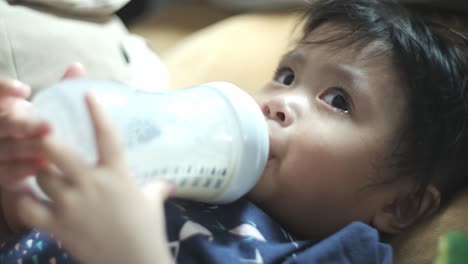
[322,63,363,84]
[279,50,306,66]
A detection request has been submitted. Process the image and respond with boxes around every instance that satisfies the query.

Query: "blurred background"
[118,0,468,54]
[118,0,468,24]
[114,0,467,91]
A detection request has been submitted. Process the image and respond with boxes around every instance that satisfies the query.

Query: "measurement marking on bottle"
[214,179,223,189]
[204,178,212,188]
[179,178,187,187]
[192,177,200,187]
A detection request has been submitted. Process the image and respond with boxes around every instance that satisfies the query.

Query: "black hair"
[301,0,468,204]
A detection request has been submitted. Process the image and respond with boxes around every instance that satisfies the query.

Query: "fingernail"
[12,80,25,88]
[11,80,30,94]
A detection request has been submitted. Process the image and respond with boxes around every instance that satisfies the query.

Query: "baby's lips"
[267,133,275,161]
[267,145,278,161]
[267,129,280,161]
[268,152,275,161]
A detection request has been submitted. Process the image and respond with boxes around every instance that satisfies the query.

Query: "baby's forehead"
[298,23,395,69]
[289,40,395,76]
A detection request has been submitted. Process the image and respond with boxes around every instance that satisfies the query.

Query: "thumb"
[141,180,176,202]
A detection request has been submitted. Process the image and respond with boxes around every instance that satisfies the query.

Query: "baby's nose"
[262,99,294,127]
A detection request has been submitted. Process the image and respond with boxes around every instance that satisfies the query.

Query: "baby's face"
[248,32,410,238]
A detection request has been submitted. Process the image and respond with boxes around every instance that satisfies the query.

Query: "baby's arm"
[16,93,174,264]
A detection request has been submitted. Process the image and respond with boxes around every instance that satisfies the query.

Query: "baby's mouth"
[268,153,275,161]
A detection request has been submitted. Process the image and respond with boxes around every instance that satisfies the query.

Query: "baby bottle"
[27,79,269,204]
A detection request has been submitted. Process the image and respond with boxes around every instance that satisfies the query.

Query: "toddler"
[0,0,467,263]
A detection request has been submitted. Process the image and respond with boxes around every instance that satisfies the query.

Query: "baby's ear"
[371,185,441,234]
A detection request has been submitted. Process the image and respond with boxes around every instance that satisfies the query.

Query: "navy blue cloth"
[0,199,392,263]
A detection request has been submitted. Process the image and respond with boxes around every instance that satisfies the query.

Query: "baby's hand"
[0,63,87,188]
[17,93,174,264]
[0,63,88,234]
[0,79,49,188]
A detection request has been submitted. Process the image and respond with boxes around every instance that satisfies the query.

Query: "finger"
[41,135,91,184]
[17,195,55,232]
[0,79,31,98]
[142,180,176,202]
[85,93,125,168]
[0,101,48,138]
[61,63,86,80]
[0,138,49,161]
[0,159,47,188]
[36,166,69,202]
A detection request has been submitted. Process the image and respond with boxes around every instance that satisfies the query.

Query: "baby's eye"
[274,67,295,85]
[320,87,352,113]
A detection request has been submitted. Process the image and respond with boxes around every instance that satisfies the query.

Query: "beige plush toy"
[0,0,169,94]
